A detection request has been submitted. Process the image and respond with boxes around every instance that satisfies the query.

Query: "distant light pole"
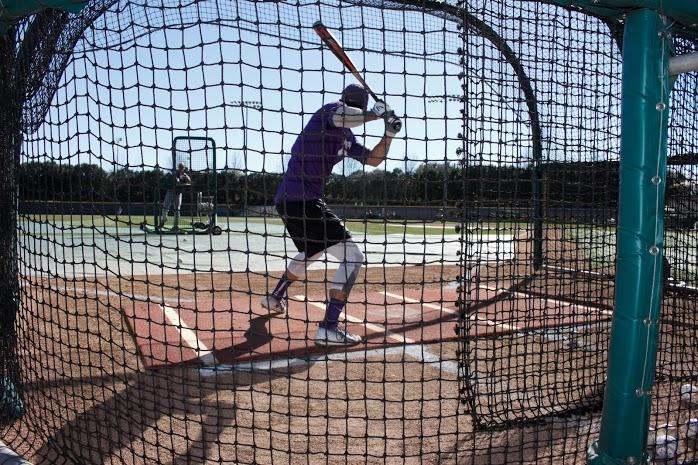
[427,95,463,207]
[113,137,123,172]
[230,100,262,150]
[230,100,262,212]
[117,138,123,169]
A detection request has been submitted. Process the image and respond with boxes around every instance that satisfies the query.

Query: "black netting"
[0,26,25,429]
[0,0,695,464]
[455,1,619,432]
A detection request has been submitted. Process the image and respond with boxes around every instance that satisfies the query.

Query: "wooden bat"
[312,21,380,103]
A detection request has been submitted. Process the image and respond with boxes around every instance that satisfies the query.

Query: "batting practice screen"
[0,1,697,464]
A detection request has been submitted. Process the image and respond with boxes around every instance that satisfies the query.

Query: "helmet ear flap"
[341,84,369,110]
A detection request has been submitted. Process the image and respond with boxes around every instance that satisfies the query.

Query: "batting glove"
[385,114,402,138]
[371,100,391,117]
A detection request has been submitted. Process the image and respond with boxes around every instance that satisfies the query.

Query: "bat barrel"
[313,20,381,103]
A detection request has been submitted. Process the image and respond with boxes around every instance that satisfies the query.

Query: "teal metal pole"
[551,0,698,26]
[2,0,86,18]
[588,8,671,465]
[0,0,87,36]
[626,0,698,24]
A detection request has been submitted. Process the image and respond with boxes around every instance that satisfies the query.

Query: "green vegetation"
[20,214,147,228]
[23,159,695,207]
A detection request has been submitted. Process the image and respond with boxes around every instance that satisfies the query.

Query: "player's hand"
[385,113,402,138]
[371,100,391,117]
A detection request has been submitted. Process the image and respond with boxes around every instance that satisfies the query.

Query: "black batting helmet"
[340,84,369,110]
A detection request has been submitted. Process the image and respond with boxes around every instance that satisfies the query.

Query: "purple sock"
[271,274,291,300]
[321,298,345,330]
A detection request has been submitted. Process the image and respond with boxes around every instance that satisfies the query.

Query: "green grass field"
[28,214,642,241]
[570,225,698,283]
[21,214,148,228]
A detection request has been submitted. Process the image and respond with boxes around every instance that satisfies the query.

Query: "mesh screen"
[0,0,696,464]
[456,1,619,430]
[149,136,219,233]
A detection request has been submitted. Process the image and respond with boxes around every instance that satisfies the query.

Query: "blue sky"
[24,0,537,176]
[22,0,642,178]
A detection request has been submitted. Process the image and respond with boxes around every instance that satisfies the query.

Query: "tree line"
[17,161,693,207]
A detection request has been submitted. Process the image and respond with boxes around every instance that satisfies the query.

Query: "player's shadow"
[224,314,274,360]
[31,327,311,464]
[223,313,355,361]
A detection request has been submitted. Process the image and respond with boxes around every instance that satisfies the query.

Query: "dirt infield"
[110,263,462,297]
[10,250,696,464]
[12,265,469,464]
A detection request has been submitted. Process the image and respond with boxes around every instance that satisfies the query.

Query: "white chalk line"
[377,291,461,375]
[22,279,215,364]
[469,314,519,331]
[293,294,415,345]
[382,289,519,331]
[291,294,460,375]
[467,285,613,351]
[482,285,613,316]
[161,305,217,365]
[403,345,460,376]
[383,291,457,315]
[460,285,613,331]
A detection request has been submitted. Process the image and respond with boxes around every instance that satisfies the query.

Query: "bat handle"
[385,112,402,133]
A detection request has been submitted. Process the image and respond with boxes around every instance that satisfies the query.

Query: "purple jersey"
[275,102,370,203]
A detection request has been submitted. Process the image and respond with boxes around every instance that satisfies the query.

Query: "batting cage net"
[1,0,697,464]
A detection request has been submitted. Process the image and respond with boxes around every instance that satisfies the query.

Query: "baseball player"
[159,163,191,230]
[262,84,402,346]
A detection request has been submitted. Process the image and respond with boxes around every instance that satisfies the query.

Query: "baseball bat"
[312,21,380,103]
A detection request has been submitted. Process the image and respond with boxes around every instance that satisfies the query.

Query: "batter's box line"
[481,284,613,316]
[382,291,458,316]
[293,290,461,343]
[292,294,416,345]
[291,294,461,377]
[465,285,613,334]
[159,303,218,365]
